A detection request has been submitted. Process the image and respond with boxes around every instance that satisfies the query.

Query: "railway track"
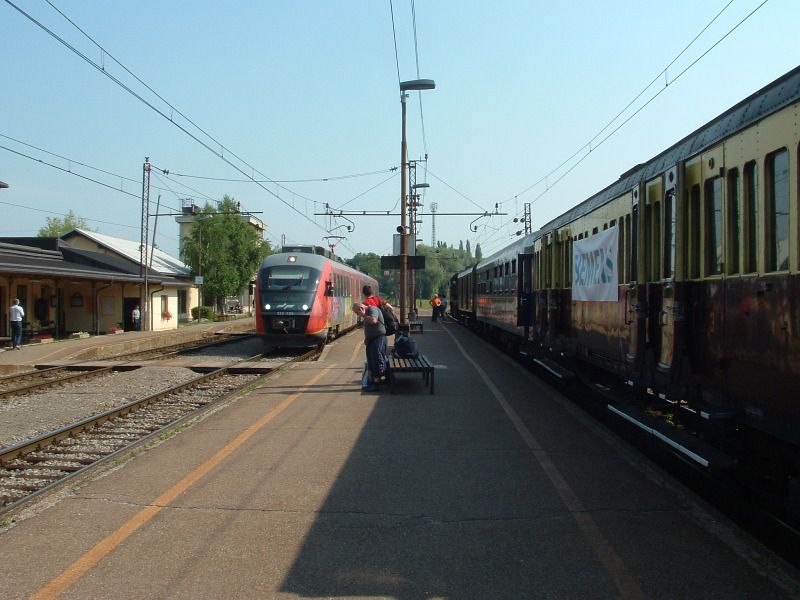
[0,346,320,518]
[0,333,250,400]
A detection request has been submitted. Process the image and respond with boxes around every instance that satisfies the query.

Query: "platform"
[0,318,255,375]
[1,316,797,598]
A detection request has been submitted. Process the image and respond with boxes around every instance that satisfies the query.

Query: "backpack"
[379,304,398,336]
[393,330,418,358]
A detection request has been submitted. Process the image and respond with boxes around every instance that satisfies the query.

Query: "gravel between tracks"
[0,367,198,448]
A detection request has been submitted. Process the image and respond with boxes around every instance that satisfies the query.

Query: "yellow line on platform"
[29,365,335,600]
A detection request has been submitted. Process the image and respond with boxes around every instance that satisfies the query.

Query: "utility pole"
[408,161,417,318]
[140,158,151,331]
[430,201,438,246]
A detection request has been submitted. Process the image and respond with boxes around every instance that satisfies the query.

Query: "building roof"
[0,241,142,282]
[0,240,191,287]
[61,229,191,276]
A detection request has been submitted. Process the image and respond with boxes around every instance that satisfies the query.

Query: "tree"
[475,243,482,262]
[38,210,92,237]
[465,240,471,257]
[181,196,272,310]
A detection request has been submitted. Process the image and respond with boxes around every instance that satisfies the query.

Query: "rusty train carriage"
[452,66,800,495]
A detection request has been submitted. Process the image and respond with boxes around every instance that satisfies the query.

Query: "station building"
[0,229,194,343]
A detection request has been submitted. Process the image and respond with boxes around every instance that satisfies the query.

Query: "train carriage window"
[743,161,759,273]
[663,190,675,280]
[511,259,516,274]
[689,184,701,278]
[653,199,662,281]
[726,169,740,275]
[704,177,723,276]
[766,149,789,271]
[566,238,573,287]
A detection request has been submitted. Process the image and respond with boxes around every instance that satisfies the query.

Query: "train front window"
[261,265,320,305]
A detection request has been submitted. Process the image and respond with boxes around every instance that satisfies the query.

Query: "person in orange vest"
[429,294,441,322]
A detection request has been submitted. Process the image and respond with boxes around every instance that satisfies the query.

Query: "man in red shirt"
[362,285,391,309]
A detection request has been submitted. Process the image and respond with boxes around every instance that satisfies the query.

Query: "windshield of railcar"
[260,265,320,304]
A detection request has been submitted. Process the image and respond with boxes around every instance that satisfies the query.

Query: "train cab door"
[625,185,646,376]
[517,253,534,336]
[656,166,682,384]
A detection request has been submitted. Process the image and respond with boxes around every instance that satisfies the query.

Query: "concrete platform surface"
[1,316,798,599]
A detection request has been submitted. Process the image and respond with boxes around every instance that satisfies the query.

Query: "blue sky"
[1,1,797,261]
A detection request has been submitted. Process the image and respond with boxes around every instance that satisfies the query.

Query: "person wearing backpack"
[352,302,388,393]
[363,285,393,311]
[363,285,397,336]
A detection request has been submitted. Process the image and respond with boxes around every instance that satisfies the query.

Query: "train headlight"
[264,303,271,310]
[302,304,309,311]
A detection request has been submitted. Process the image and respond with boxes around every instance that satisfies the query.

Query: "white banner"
[572,226,619,301]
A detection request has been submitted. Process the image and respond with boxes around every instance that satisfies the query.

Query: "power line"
[6,0,345,251]
[169,166,398,184]
[506,0,768,208]
[468,0,771,256]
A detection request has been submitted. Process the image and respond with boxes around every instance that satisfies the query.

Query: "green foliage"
[38,210,92,237]
[181,195,273,309]
[191,305,215,320]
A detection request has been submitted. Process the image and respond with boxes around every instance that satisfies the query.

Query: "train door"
[517,253,534,335]
[644,176,664,379]
[536,235,551,339]
[626,185,646,375]
[657,166,682,381]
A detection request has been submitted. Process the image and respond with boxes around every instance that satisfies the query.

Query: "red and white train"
[255,245,379,348]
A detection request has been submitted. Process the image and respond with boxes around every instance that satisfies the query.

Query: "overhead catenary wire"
[505,0,768,208]
[473,0,770,255]
[6,0,353,253]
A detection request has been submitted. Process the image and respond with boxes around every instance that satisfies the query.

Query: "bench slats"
[388,353,434,394]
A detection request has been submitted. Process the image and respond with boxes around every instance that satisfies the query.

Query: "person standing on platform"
[429,294,441,322]
[362,285,391,310]
[352,302,387,393]
[131,304,141,331]
[438,294,447,320]
[9,298,24,350]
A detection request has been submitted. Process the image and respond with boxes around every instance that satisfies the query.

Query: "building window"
[766,149,789,271]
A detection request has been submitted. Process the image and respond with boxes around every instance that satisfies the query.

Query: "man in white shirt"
[9,298,24,350]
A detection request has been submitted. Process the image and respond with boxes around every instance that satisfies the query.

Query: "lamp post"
[399,78,435,325]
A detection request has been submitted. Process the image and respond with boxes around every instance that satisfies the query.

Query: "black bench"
[409,320,424,334]
[388,353,434,394]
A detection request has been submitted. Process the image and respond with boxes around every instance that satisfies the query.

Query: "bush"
[191,305,214,321]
